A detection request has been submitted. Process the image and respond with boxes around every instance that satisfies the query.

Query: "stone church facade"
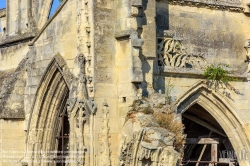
[1,0,250,165]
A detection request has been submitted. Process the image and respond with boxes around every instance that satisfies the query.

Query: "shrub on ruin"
[153,110,185,152]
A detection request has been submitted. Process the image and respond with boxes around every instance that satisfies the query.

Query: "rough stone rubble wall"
[0,0,250,165]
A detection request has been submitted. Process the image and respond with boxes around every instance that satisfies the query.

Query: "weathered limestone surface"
[0,0,250,165]
[0,119,26,166]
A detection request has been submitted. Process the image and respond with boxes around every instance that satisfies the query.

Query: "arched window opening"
[54,108,70,166]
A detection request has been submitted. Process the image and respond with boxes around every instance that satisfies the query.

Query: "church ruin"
[0,0,250,165]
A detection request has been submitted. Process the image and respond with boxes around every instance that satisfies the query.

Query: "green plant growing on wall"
[165,78,174,104]
[203,63,238,93]
[203,63,236,83]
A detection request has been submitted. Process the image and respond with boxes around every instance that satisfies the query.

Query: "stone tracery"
[157,37,207,69]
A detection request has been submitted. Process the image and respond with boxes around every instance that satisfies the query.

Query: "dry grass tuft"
[153,110,185,152]
[140,107,154,114]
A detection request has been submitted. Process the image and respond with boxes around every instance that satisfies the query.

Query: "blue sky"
[0,0,60,16]
[0,0,6,9]
[50,0,61,17]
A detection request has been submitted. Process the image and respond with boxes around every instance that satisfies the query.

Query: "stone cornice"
[157,0,245,12]
[155,66,247,79]
[0,33,36,48]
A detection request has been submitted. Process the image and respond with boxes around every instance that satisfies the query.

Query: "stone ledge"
[115,29,138,40]
[0,34,36,48]
[156,66,247,79]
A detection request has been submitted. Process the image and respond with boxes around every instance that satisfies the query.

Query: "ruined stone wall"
[0,0,250,165]
[0,43,29,70]
[92,0,158,164]
[31,0,53,29]
[154,2,250,120]
[6,0,30,36]
[153,2,250,165]
[24,0,78,120]
[93,1,118,165]
[0,0,80,165]
[156,2,250,66]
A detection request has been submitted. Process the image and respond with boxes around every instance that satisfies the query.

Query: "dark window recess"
[55,111,70,166]
[122,97,126,103]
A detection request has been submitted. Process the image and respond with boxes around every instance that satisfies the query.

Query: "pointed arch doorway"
[25,55,71,166]
[174,81,250,166]
[182,104,237,166]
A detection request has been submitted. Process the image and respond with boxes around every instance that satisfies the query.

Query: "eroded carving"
[119,116,180,165]
[158,37,207,69]
[98,100,111,165]
[244,39,250,59]
[119,93,184,165]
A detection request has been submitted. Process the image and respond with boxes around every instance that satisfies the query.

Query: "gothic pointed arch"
[25,54,71,165]
[174,80,250,165]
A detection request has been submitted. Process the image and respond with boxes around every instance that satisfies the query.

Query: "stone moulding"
[156,66,247,79]
[159,0,245,12]
[0,34,36,48]
[24,56,70,165]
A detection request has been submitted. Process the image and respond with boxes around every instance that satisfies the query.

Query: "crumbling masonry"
[1,0,250,165]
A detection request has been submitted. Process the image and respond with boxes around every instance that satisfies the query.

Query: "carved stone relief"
[157,35,207,70]
[119,115,180,166]
[244,39,250,59]
[62,0,96,165]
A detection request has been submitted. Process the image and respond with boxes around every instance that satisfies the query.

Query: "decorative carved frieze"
[163,0,245,12]
[64,0,96,165]
[157,37,207,70]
